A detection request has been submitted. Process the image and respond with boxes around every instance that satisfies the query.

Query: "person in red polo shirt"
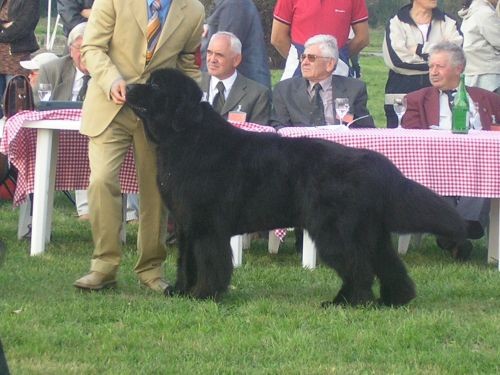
[271,0,369,79]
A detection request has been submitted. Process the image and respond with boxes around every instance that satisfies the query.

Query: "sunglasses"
[299,54,332,63]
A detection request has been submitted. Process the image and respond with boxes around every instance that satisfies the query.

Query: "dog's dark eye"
[151,82,160,90]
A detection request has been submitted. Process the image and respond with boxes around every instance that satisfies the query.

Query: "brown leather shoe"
[74,271,116,290]
[140,277,170,293]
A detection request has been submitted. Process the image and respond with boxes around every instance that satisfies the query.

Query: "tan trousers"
[87,105,167,281]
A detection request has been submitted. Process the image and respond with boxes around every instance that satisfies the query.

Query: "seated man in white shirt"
[201,31,271,125]
[403,41,500,260]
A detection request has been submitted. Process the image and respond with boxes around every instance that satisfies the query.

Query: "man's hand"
[80,8,92,18]
[110,79,127,105]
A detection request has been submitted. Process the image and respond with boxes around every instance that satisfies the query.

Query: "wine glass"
[38,83,52,101]
[393,96,407,129]
[335,97,350,125]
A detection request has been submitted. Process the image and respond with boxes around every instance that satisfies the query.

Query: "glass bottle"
[452,74,469,134]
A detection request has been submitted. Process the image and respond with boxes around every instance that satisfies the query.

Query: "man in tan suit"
[74,0,204,292]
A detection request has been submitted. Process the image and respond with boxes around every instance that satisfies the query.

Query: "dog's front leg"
[170,230,197,296]
[190,234,234,300]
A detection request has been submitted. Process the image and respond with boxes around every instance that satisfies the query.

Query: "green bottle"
[452,74,469,134]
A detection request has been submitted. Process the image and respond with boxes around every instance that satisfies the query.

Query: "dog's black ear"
[171,76,203,131]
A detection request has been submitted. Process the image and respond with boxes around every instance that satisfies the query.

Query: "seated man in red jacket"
[403,41,500,261]
[403,42,500,131]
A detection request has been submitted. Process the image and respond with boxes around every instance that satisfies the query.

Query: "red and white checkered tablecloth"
[278,127,500,198]
[0,109,137,206]
[229,121,277,133]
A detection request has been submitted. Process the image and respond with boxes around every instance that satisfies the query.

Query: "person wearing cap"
[35,22,139,223]
[19,52,58,88]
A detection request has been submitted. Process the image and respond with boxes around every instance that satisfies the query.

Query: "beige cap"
[20,52,58,71]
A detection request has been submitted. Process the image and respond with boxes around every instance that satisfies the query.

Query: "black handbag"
[2,74,34,119]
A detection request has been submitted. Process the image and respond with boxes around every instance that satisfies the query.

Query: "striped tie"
[146,0,162,64]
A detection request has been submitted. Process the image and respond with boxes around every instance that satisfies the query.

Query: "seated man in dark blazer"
[202,31,271,125]
[270,34,375,129]
[403,41,500,261]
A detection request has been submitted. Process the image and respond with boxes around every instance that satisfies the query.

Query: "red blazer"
[402,86,500,130]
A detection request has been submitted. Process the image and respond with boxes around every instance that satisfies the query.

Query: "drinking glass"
[335,97,350,125]
[393,96,407,129]
[38,83,52,101]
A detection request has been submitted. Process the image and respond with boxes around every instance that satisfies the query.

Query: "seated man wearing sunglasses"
[270,34,374,129]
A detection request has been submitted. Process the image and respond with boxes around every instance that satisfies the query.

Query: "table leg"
[302,230,316,269]
[45,130,59,243]
[487,198,499,269]
[230,235,243,268]
[30,128,56,255]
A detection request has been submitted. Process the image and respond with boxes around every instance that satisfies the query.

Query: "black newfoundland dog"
[126,68,466,307]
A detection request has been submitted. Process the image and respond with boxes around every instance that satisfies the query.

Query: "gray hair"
[429,41,467,70]
[210,31,242,55]
[67,22,87,47]
[304,34,339,60]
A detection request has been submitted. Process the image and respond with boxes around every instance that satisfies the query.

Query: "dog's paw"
[163,284,177,297]
[379,281,416,307]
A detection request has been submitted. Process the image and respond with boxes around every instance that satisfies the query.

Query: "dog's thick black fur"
[126,68,467,307]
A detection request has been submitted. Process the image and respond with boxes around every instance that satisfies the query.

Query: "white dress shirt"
[71,69,87,101]
[439,89,481,130]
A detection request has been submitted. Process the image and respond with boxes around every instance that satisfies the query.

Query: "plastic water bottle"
[452,74,469,134]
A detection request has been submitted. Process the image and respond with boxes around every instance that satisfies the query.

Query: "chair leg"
[17,199,32,239]
[230,235,243,267]
[398,234,412,255]
[62,190,76,206]
[120,194,126,244]
[242,233,251,250]
[302,230,316,269]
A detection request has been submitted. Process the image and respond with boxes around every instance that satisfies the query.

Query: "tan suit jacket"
[80,0,204,137]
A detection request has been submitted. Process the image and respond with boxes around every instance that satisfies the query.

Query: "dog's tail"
[385,177,467,243]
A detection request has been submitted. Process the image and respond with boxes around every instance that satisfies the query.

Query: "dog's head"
[126,68,203,143]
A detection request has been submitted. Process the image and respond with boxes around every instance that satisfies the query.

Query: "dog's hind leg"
[190,233,233,300]
[310,226,376,307]
[372,231,416,307]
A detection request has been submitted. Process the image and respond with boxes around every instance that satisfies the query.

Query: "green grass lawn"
[1,26,499,374]
[1,195,499,374]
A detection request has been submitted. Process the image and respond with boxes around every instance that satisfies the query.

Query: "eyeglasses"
[299,54,332,63]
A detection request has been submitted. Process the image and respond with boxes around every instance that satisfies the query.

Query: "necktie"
[76,75,91,101]
[444,89,456,110]
[310,83,325,126]
[146,0,162,64]
[212,81,226,113]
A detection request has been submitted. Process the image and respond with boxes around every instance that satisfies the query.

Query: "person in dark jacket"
[0,0,39,118]
[57,0,94,37]
[201,0,270,88]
